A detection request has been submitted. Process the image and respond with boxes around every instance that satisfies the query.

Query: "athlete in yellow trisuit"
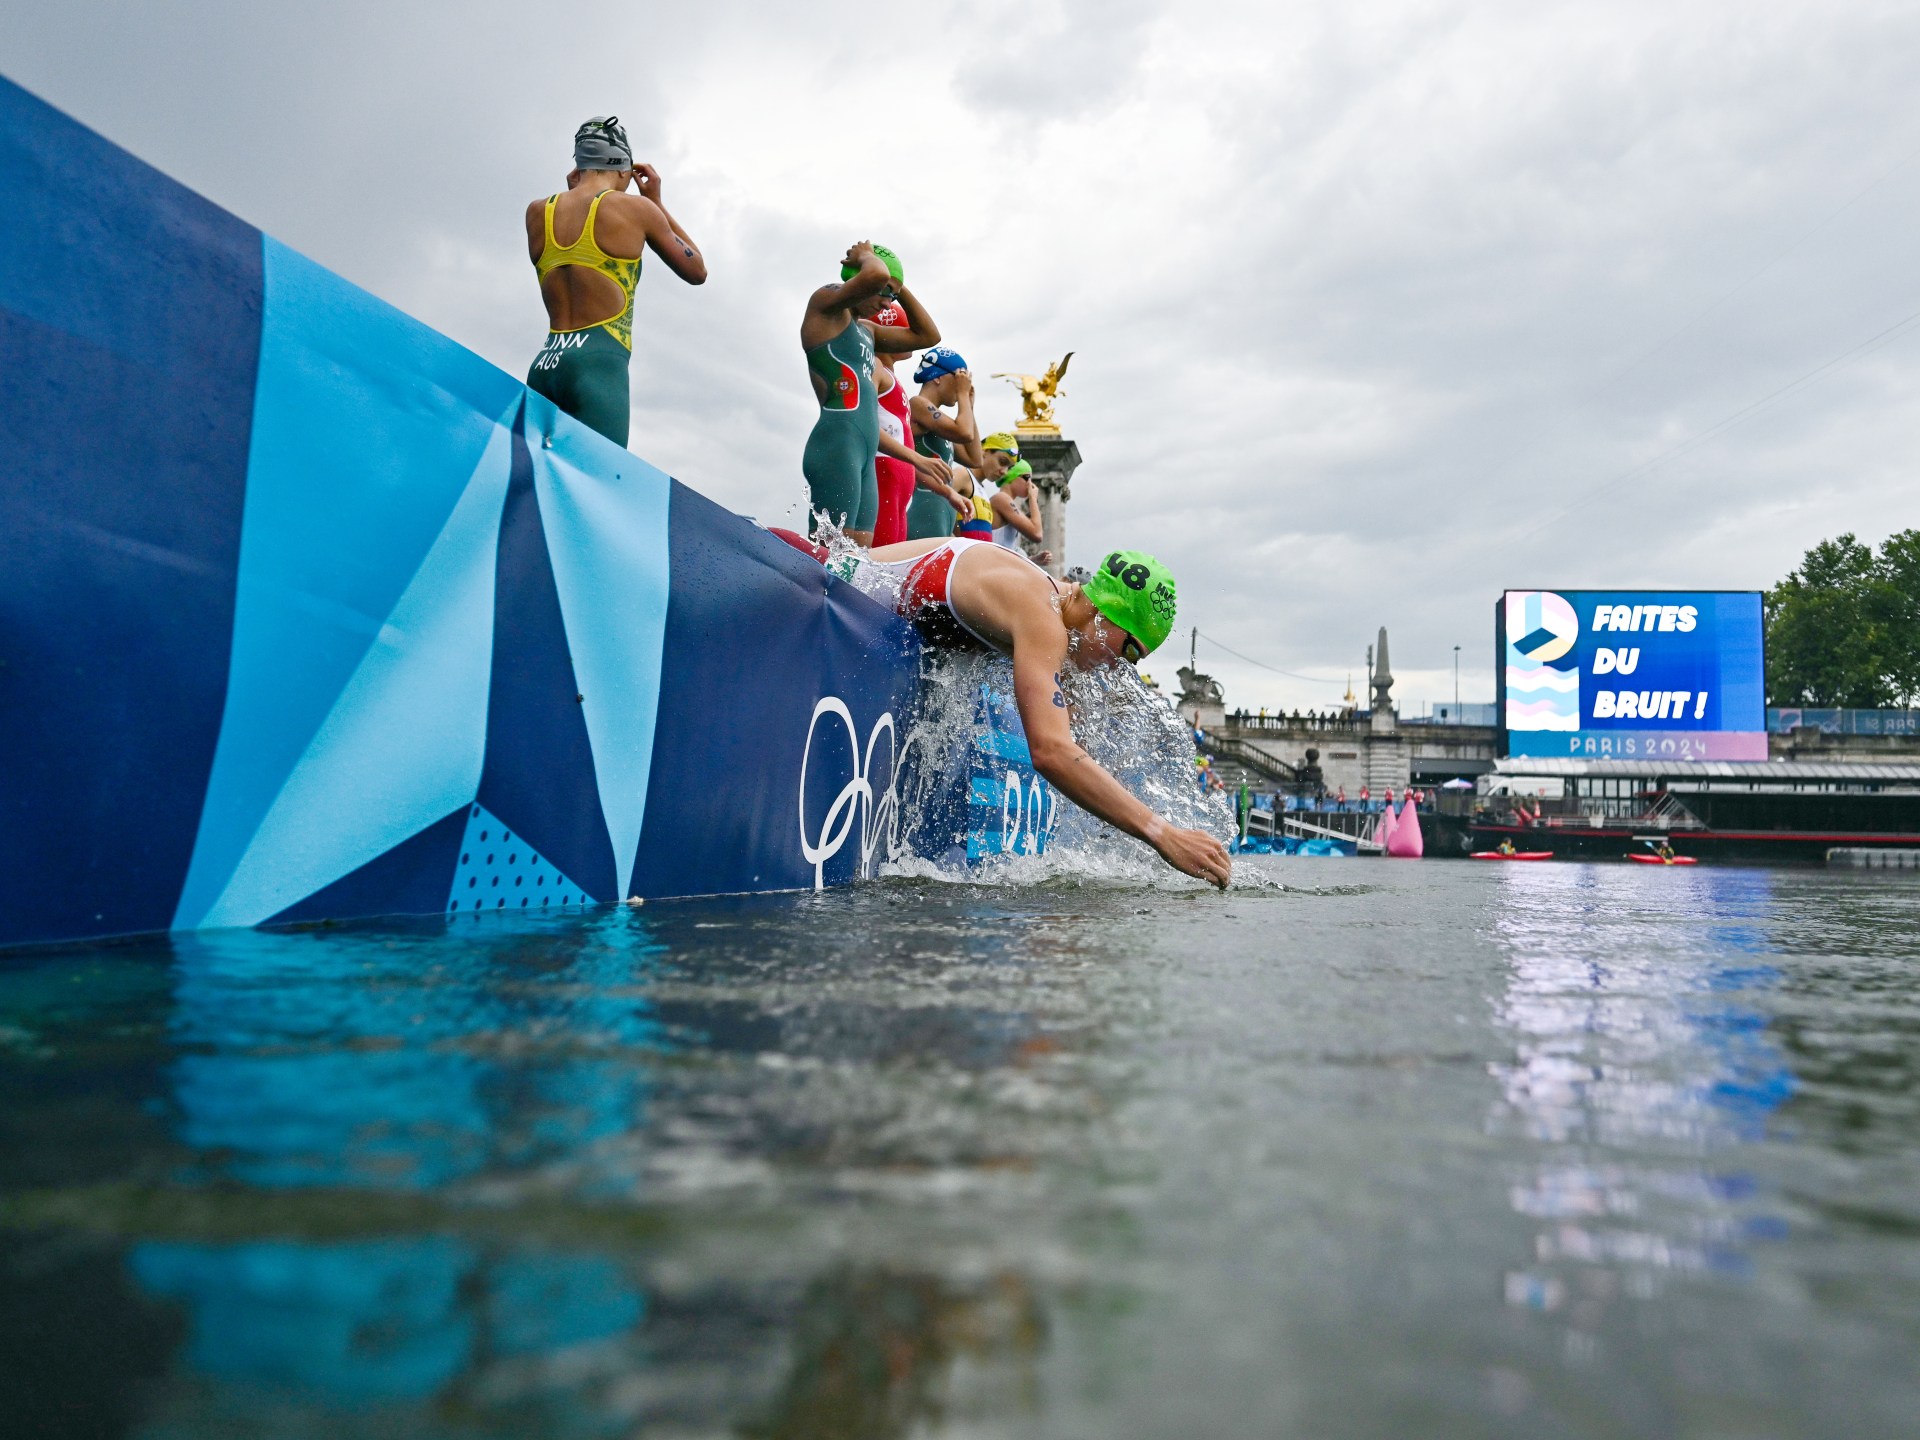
[525,117,707,445]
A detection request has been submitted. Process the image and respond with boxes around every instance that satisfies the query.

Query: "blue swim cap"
[913,347,968,383]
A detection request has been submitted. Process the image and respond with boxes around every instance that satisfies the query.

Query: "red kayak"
[1470,851,1554,861]
[1627,852,1697,865]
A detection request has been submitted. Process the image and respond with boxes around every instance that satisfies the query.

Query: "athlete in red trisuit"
[772,532,1232,887]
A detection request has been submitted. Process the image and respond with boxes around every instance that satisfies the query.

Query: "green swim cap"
[1081,549,1177,660]
[997,458,1032,487]
[840,244,903,284]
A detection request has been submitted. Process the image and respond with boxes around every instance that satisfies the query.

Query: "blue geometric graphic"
[446,804,593,915]
[174,241,523,929]
[526,390,671,902]
[628,487,921,898]
[0,76,261,945]
[265,807,470,928]
[195,421,514,928]
[472,413,618,904]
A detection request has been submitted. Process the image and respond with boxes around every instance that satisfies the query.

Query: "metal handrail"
[1201,732,1299,785]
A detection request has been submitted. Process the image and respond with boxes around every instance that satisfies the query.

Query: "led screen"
[1496,591,1766,760]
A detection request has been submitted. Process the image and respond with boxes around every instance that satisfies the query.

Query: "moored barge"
[1468,758,1920,864]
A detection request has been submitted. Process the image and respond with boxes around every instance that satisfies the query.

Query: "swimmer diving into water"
[770,532,1232,887]
[525,117,707,445]
[800,243,940,543]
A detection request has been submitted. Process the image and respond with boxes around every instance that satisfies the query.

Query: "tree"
[1765,530,1920,708]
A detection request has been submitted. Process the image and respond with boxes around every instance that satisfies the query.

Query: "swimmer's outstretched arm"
[1009,616,1232,889]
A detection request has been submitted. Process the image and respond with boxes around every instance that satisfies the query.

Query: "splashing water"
[796,521,1235,888]
[887,648,1234,888]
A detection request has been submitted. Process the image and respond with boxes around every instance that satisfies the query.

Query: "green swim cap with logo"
[841,244,904,284]
[1081,550,1177,660]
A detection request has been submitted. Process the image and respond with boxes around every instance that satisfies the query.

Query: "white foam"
[885,648,1235,889]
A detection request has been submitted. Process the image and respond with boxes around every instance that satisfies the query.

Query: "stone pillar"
[1370,625,1395,728]
[1012,435,1081,579]
[1363,626,1409,793]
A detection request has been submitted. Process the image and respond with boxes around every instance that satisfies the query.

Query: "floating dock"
[0,76,1051,951]
[1827,848,1920,870]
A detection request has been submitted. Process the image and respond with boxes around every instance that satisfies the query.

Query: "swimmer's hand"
[631,163,662,201]
[1145,818,1232,889]
[945,485,970,517]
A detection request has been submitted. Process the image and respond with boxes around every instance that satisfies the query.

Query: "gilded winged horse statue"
[993,351,1073,431]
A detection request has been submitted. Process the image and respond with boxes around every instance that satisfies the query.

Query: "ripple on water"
[3,863,1920,1436]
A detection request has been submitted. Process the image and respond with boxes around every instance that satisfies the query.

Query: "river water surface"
[4,859,1918,1438]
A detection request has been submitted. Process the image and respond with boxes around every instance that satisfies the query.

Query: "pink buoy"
[1385,794,1424,858]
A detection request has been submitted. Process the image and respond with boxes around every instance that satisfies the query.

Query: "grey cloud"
[9,0,1920,715]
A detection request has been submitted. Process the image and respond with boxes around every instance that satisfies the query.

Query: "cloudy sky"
[13,1,1920,712]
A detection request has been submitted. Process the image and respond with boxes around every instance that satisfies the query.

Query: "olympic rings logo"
[798,696,903,891]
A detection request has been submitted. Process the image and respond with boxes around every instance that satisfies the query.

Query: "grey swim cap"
[573,116,633,171]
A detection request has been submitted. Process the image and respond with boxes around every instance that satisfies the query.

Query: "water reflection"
[741,1266,1046,1440]
[0,896,1078,1436]
[1489,865,1796,1322]
[8,867,1920,1435]
[163,921,669,1194]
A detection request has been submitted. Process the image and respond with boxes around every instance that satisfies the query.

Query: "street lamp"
[1453,646,1461,711]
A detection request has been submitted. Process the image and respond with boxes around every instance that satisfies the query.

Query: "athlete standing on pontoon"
[800,243,941,543]
[907,349,988,541]
[990,457,1049,567]
[869,305,966,546]
[525,117,707,446]
[769,530,1232,887]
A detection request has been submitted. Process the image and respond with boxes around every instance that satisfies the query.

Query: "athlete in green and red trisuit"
[799,242,940,544]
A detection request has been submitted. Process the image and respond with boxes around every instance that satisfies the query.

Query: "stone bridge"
[1205,714,1498,796]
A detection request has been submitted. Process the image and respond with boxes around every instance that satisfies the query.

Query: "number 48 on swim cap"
[1082,550,1177,658]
